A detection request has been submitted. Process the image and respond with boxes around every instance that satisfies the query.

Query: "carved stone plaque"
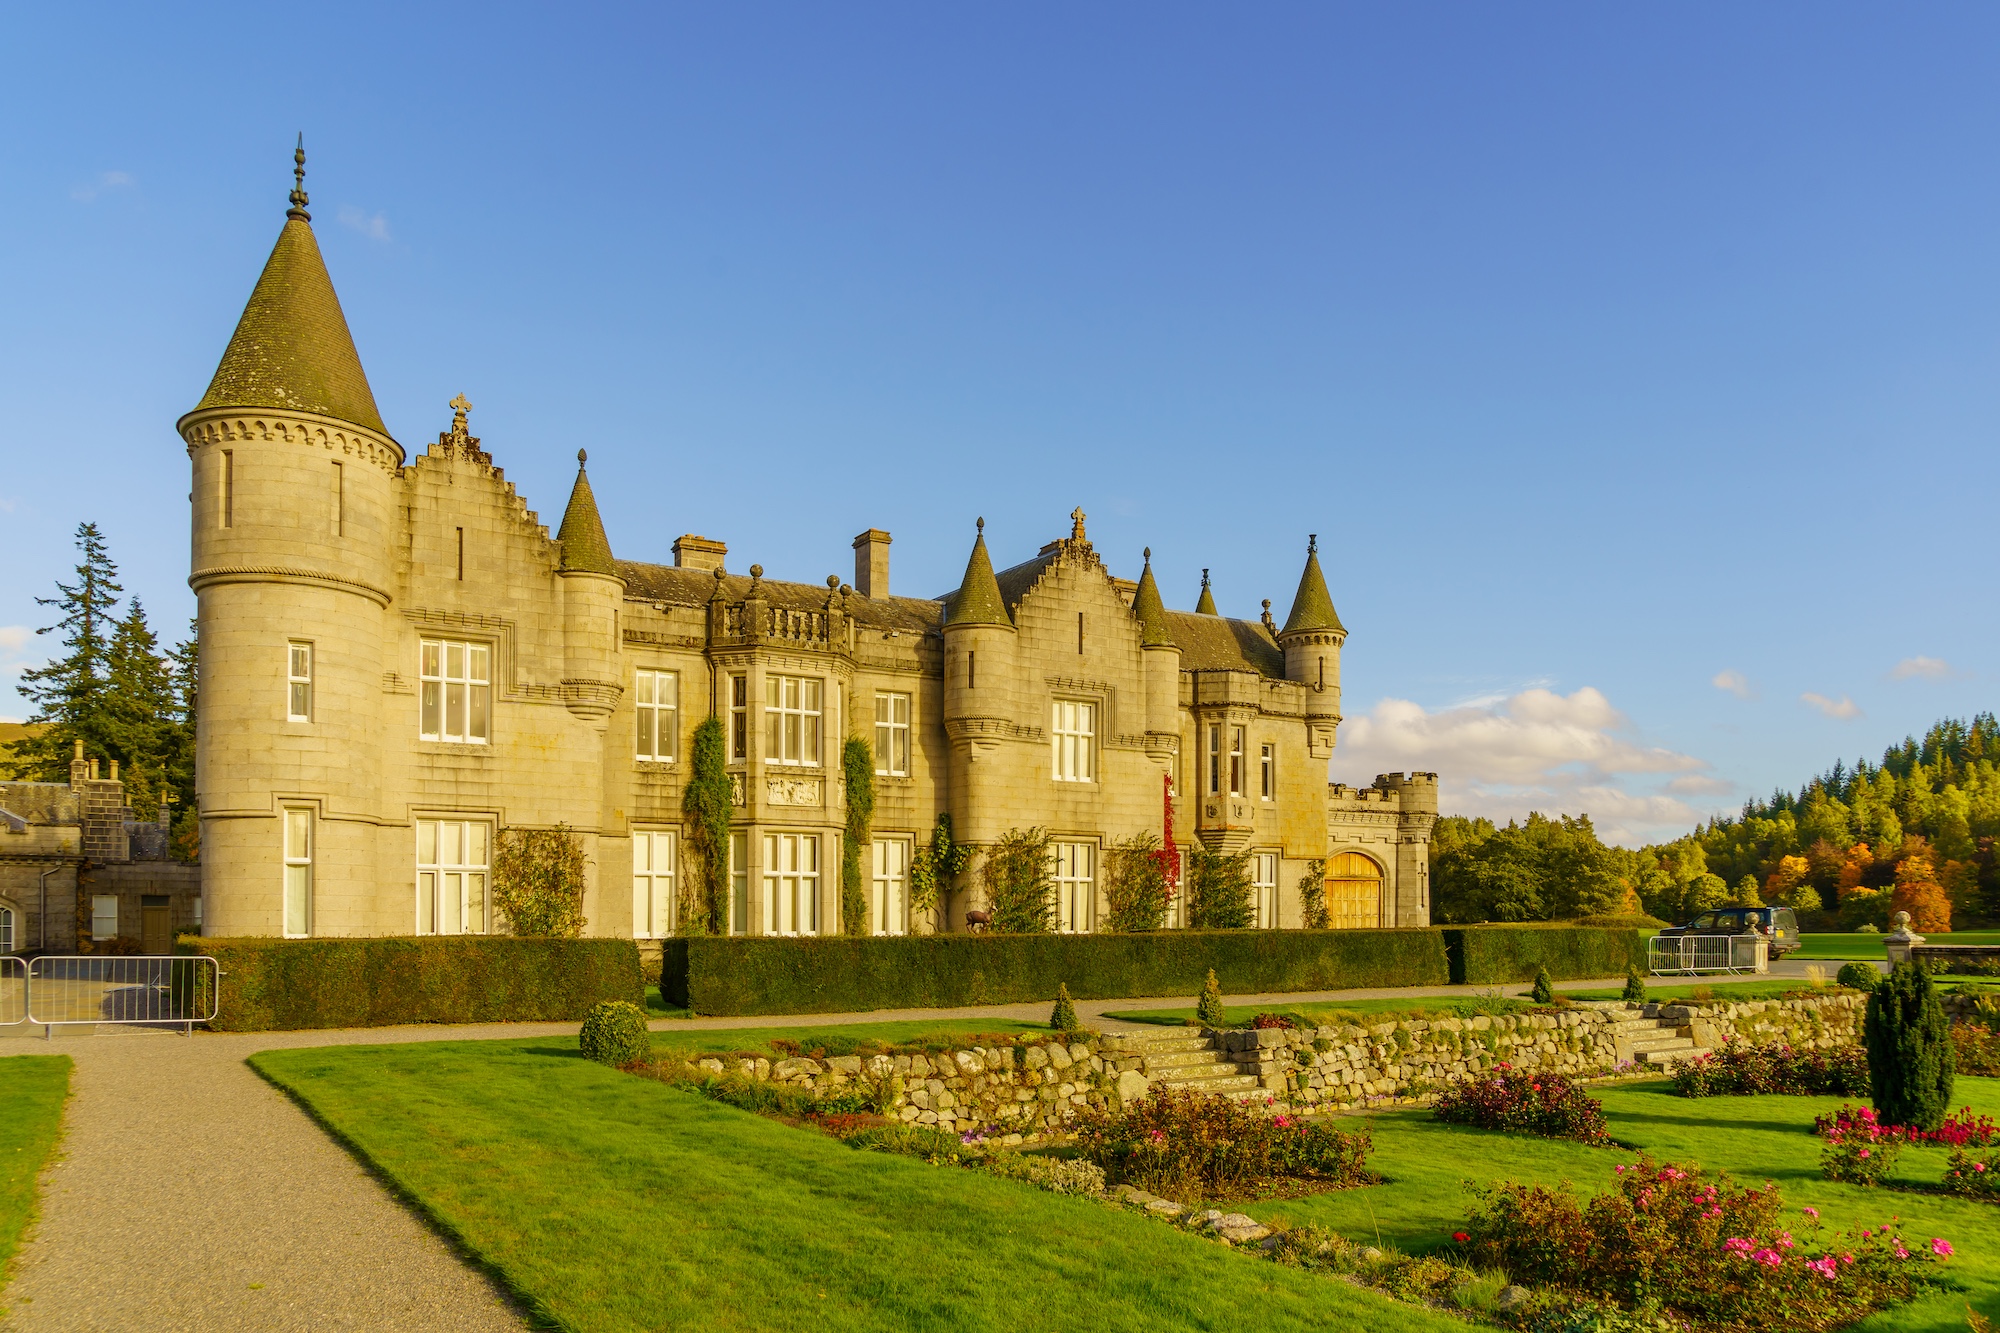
[766,776,822,806]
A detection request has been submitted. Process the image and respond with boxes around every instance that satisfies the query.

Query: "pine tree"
[1864,960,1954,1130]
[6,522,122,780]
[1622,965,1647,1003]
[1531,966,1556,1005]
[1195,969,1227,1028]
[102,599,176,818]
[163,619,199,857]
[1050,983,1079,1033]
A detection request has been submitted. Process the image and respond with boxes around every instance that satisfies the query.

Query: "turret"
[1277,535,1346,732]
[555,450,625,720]
[1195,568,1218,615]
[176,141,403,937]
[941,518,1017,853]
[1130,549,1181,747]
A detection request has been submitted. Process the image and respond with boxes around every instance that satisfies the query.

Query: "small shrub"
[1251,1011,1303,1030]
[1195,969,1227,1028]
[810,1111,890,1139]
[983,1152,1108,1196]
[1942,1146,2000,1199]
[1814,1102,1999,1148]
[1432,1066,1609,1143]
[1465,1155,1952,1331]
[1821,1109,1904,1185]
[1837,962,1880,992]
[1865,960,1954,1130]
[578,1000,651,1066]
[1049,983,1079,1033]
[1952,1020,2000,1075]
[845,1123,978,1164]
[1074,1086,1373,1199]
[1669,1042,1871,1098]
[1621,965,1646,1003]
[1531,966,1556,1004]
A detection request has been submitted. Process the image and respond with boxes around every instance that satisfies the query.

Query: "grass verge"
[1795,931,2000,960]
[1103,994,1534,1029]
[0,1054,70,1301]
[251,1036,1462,1333]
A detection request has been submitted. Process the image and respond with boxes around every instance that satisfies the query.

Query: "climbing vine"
[680,715,732,934]
[492,824,589,937]
[841,736,874,936]
[909,813,970,924]
[1299,858,1329,930]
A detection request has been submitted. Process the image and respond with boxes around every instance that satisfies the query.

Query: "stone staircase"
[1103,1029,1265,1098]
[1569,1000,1714,1067]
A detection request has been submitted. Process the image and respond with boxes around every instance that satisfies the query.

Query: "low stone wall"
[690,1035,1127,1141]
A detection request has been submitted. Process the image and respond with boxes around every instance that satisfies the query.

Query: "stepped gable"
[1164,609,1283,677]
[616,561,940,634]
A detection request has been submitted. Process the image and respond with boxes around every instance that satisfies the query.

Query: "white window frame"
[874,692,911,777]
[1229,726,1246,798]
[416,817,491,936]
[764,675,823,767]
[762,832,819,935]
[872,837,911,935]
[1207,724,1222,794]
[1053,841,1095,933]
[287,641,314,722]
[91,894,118,942]
[420,638,492,744]
[1253,852,1280,930]
[1260,743,1275,800]
[0,904,12,953]
[634,669,679,762]
[1051,700,1096,782]
[729,831,750,935]
[632,829,677,938]
[283,808,312,938]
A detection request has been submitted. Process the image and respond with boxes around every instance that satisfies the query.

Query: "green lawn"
[1565,978,1834,1003]
[252,1035,1462,1333]
[1796,931,2000,960]
[0,1055,70,1301]
[1253,1080,2000,1331]
[1103,994,1534,1028]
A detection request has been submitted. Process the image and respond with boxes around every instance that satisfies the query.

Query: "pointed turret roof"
[946,519,1010,626]
[1131,549,1173,647]
[557,450,617,575]
[194,144,387,437]
[1281,535,1345,636]
[1195,569,1218,616]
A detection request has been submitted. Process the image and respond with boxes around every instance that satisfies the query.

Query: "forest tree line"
[1433,714,2000,933]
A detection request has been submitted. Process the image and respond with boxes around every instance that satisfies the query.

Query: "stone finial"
[1071,507,1087,542]
[288,133,310,221]
[449,394,473,444]
[748,564,764,590]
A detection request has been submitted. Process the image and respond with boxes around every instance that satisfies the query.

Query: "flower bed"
[1813,1103,2000,1148]
[1073,1086,1374,1200]
[1462,1155,1951,1331]
[1669,1042,1870,1098]
[1942,1146,2000,1200]
[1431,1065,1609,1143]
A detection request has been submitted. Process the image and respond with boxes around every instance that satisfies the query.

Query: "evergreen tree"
[1621,965,1647,1003]
[1049,982,1079,1033]
[1195,969,1227,1028]
[680,716,732,933]
[6,522,122,780]
[1864,960,1953,1130]
[840,736,874,935]
[1530,966,1556,1005]
[102,599,176,818]
[1185,845,1254,929]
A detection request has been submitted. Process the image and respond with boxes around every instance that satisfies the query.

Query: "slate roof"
[1130,554,1174,647]
[617,561,941,634]
[556,459,617,575]
[193,215,388,437]
[1164,610,1285,677]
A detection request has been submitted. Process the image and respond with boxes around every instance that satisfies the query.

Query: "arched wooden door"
[1326,852,1383,930]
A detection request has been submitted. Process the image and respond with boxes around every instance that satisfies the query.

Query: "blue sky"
[3,4,1996,843]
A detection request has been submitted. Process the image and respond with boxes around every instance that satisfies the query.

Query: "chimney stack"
[852,529,891,600]
[673,534,727,572]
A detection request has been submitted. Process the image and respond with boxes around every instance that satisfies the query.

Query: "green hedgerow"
[1866,960,1954,1130]
[1621,965,1646,1003]
[578,999,651,1067]
[1195,969,1227,1028]
[1530,966,1556,1005]
[1837,961,1880,992]
[1050,983,1079,1033]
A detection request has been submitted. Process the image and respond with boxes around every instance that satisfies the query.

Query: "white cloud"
[1890,656,1954,681]
[70,170,134,202]
[1801,692,1862,721]
[0,627,29,656]
[1333,686,1714,845]
[338,205,392,243]
[1711,669,1754,700]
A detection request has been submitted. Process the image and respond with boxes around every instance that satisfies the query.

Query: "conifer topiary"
[1622,965,1647,1003]
[1531,966,1556,1005]
[1050,983,1079,1033]
[1195,969,1227,1028]
[1864,960,1953,1130]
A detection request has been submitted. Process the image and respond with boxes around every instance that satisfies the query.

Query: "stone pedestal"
[1883,910,1925,970]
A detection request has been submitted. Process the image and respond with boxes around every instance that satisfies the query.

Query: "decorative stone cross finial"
[1071,507,1087,542]
[448,394,473,444]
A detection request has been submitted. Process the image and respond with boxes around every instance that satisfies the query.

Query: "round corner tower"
[1276,535,1346,738]
[178,146,403,937]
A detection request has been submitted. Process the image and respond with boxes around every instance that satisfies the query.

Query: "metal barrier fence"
[0,956,23,1026]
[22,956,219,1036]
[1648,934,1768,977]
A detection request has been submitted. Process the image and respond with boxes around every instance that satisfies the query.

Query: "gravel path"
[0,958,1833,1330]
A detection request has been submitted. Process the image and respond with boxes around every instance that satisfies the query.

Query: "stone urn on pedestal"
[1883,910,1926,969]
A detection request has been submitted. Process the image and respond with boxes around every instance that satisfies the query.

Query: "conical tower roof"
[556,451,616,575]
[1131,549,1173,647]
[193,146,387,436]
[1281,535,1345,636]
[1195,569,1218,616]
[946,519,1010,626]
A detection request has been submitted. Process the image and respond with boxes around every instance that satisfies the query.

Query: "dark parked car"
[1656,905,1801,960]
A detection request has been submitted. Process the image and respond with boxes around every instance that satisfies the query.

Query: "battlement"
[1326,770,1440,815]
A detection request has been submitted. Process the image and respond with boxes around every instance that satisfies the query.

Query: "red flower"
[1452,1231,1470,1243]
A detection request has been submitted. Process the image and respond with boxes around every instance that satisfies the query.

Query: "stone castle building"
[177,153,1435,944]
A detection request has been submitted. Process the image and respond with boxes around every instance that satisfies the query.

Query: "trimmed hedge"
[1445,924,1645,986]
[666,929,1451,1016]
[181,936,644,1032]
